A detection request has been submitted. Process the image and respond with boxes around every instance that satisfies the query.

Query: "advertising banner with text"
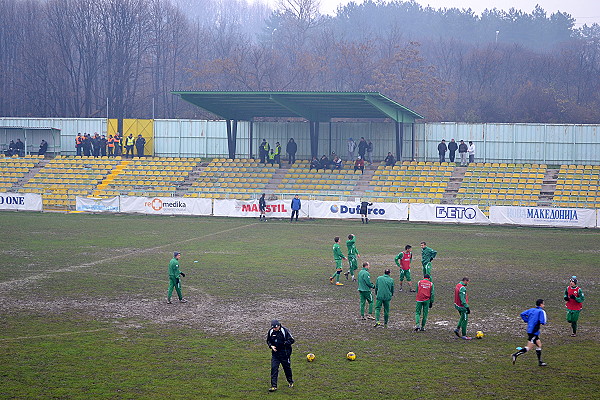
[213,199,307,218]
[490,206,596,228]
[309,201,408,221]
[76,196,120,212]
[0,192,42,211]
[120,196,212,215]
[409,203,490,224]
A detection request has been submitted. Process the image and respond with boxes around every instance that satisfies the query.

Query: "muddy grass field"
[1,212,598,399]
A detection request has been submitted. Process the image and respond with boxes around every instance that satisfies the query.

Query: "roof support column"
[249,121,254,159]
[226,119,238,159]
[309,121,319,159]
[396,122,403,163]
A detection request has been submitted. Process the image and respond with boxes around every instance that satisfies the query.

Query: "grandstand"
[2,153,600,214]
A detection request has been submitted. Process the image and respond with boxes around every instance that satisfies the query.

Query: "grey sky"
[263,0,600,27]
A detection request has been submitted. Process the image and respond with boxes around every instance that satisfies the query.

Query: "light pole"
[495,30,499,43]
[271,28,277,50]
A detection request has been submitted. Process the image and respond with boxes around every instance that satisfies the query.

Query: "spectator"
[358,137,368,159]
[75,133,83,156]
[125,133,135,158]
[309,156,320,172]
[332,156,342,170]
[38,139,48,156]
[366,140,373,165]
[286,138,297,164]
[107,135,115,157]
[458,140,468,166]
[268,149,276,166]
[135,134,146,157]
[384,152,396,167]
[468,141,475,164]
[82,134,92,156]
[437,139,447,163]
[347,138,356,161]
[92,133,101,157]
[354,156,365,173]
[15,139,25,156]
[5,140,15,156]
[259,139,270,164]
[274,142,282,168]
[448,139,458,163]
[319,155,330,170]
[113,132,122,156]
[100,135,108,157]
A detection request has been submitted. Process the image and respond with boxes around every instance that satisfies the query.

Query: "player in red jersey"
[394,245,415,292]
[564,276,584,336]
[414,274,434,331]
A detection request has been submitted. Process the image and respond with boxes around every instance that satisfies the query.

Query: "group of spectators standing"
[437,139,475,166]
[75,132,146,158]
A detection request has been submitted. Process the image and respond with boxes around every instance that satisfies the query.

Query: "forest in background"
[1,0,599,123]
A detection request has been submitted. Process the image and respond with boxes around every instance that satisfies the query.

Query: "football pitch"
[1,212,598,399]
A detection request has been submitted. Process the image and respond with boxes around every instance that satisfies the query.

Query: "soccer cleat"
[288,382,294,388]
[410,289,416,292]
[335,282,344,286]
[329,277,334,284]
[179,298,188,303]
[352,276,357,282]
[570,333,577,337]
[539,362,547,367]
[358,316,366,320]
[166,298,172,304]
[512,353,518,365]
[420,327,426,332]
[453,328,460,337]
[461,336,472,340]
[344,271,350,280]
[374,321,383,328]
[366,314,375,320]
[414,325,420,332]
[269,387,277,392]
[398,288,403,292]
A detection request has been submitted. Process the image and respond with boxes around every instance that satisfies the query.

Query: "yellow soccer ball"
[346,351,356,361]
[476,331,484,339]
[306,353,315,362]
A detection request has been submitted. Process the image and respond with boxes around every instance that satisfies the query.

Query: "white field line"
[0,223,257,289]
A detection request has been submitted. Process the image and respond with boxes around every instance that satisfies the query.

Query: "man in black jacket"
[448,138,458,163]
[286,138,297,164]
[267,319,295,392]
[437,139,447,163]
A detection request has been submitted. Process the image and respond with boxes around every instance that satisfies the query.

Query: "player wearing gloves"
[330,237,347,286]
[420,242,437,278]
[564,276,584,337]
[414,274,434,331]
[395,244,414,292]
[167,251,187,304]
[453,277,471,339]
[357,262,375,320]
[267,319,295,392]
[344,234,360,281]
[512,299,548,366]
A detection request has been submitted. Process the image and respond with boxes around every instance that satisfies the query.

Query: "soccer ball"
[476,331,484,339]
[306,353,315,362]
[346,352,356,361]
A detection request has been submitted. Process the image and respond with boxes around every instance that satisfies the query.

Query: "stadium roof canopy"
[171,91,424,123]
[171,91,423,159]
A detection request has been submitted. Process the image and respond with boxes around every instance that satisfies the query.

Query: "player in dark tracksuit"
[267,319,295,392]
[512,299,548,366]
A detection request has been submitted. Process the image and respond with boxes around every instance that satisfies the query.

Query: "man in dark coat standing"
[267,319,295,392]
[448,139,458,163]
[437,139,447,163]
[286,138,297,164]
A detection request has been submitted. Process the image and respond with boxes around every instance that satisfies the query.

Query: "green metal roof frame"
[171,91,424,122]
